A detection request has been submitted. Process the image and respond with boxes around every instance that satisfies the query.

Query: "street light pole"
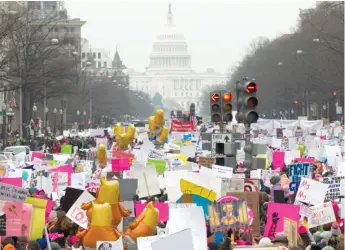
[83,111,86,130]
[53,108,57,135]
[59,109,63,134]
[77,110,80,130]
[32,104,37,139]
[45,107,49,136]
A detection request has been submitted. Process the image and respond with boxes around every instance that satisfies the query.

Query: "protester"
[27,241,41,250]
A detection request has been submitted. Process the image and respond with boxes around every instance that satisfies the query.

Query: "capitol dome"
[147,3,192,73]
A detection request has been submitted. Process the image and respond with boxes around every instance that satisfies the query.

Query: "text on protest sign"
[288,163,312,192]
[295,178,329,205]
[0,182,28,202]
[307,202,336,228]
[322,176,345,201]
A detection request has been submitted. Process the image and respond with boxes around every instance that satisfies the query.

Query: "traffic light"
[190,103,196,118]
[196,116,203,125]
[210,91,221,123]
[333,91,337,97]
[222,92,233,122]
[236,78,259,124]
[176,110,182,120]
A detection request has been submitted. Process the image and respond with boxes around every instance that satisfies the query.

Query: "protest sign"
[322,176,344,201]
[244,179,259,192]
[66,191,95,229]
[284,217,297,248]
[307,202,336,228]
[288,163,312,192]
[295,178,329,205]
[0,183,28,202]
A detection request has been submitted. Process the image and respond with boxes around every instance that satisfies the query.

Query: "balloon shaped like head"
[97,144,107,168]
[124,201,159,244]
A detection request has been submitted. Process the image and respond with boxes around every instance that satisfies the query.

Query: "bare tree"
[1,7,81,129]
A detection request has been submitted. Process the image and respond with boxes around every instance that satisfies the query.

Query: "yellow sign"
[284,217,297,248]
[180,179,217,202]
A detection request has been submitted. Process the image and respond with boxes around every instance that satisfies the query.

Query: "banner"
[170,118,197,132]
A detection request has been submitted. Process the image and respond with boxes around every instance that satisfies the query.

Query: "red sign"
[170,118,197,132]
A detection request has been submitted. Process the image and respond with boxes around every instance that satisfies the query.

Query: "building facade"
[81,39,113,69]
[128,3,227,112]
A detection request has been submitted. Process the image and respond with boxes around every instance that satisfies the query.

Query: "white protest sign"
[137,235,166,250]
[322,176,345,201]
[212,165,233,179]
[151,228,194,250]
[52,172,69,192]
[148,149,165,160]
[97,236,123,250]
[66,191,95,229]
[308,202,336,228]
[168,206,206,250]
[71,172,86,189]
[0,182,29,202]
[295,178,329,205]
[96,137,108,149]
[169,203,196,209]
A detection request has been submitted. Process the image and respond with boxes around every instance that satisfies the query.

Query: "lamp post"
[45,107,49,136]
[32,104,37,138]
[53,108,57,135]
[59,109,63,134]
[77,110,80,130]
[83,111,86,130]
[7,108,14,136]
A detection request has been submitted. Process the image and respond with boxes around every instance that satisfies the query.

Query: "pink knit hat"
[298,225,307,234]
[69,235,79,245]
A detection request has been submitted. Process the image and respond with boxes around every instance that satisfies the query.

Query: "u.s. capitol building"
[128,4,227,112]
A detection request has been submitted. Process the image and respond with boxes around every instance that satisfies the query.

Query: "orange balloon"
[97,177,130,226]
[124,201,159,243]
[82,202,121,249]
[97,144,107,168]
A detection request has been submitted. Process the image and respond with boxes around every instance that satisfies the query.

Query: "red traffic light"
[223,92,232,102]
[245,82,257,93]
[211,93,220,102]
[294,100,298,104]
[333,91,337,97]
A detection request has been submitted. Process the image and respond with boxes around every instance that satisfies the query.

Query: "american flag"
[8,96,17,108]
[171,116,197,131]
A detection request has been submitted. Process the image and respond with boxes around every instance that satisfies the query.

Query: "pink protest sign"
[0,201,23,237]
[34,196,53,224]
[1,177,22,187]
[294,158,316,163]
[135,202,169,222]
[111,158,130,172]
[31,151,46,161]
[264,203,299,237]
[49,164,73,185]
[21,203,33,237]
[272,151,285,171]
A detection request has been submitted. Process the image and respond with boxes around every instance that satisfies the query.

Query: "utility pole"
[43,84,47,132]
[89,82,92,129]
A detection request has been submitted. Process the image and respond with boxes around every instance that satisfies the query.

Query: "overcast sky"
[65,0,316,73]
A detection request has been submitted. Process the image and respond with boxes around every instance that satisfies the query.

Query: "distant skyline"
[65,0,317,73]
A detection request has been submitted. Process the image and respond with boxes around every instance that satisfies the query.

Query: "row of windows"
[174,81,201,90]
[153,45,187,52]
[82,61,108,68]
[82,52,102,59]
[158,34,184,40]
